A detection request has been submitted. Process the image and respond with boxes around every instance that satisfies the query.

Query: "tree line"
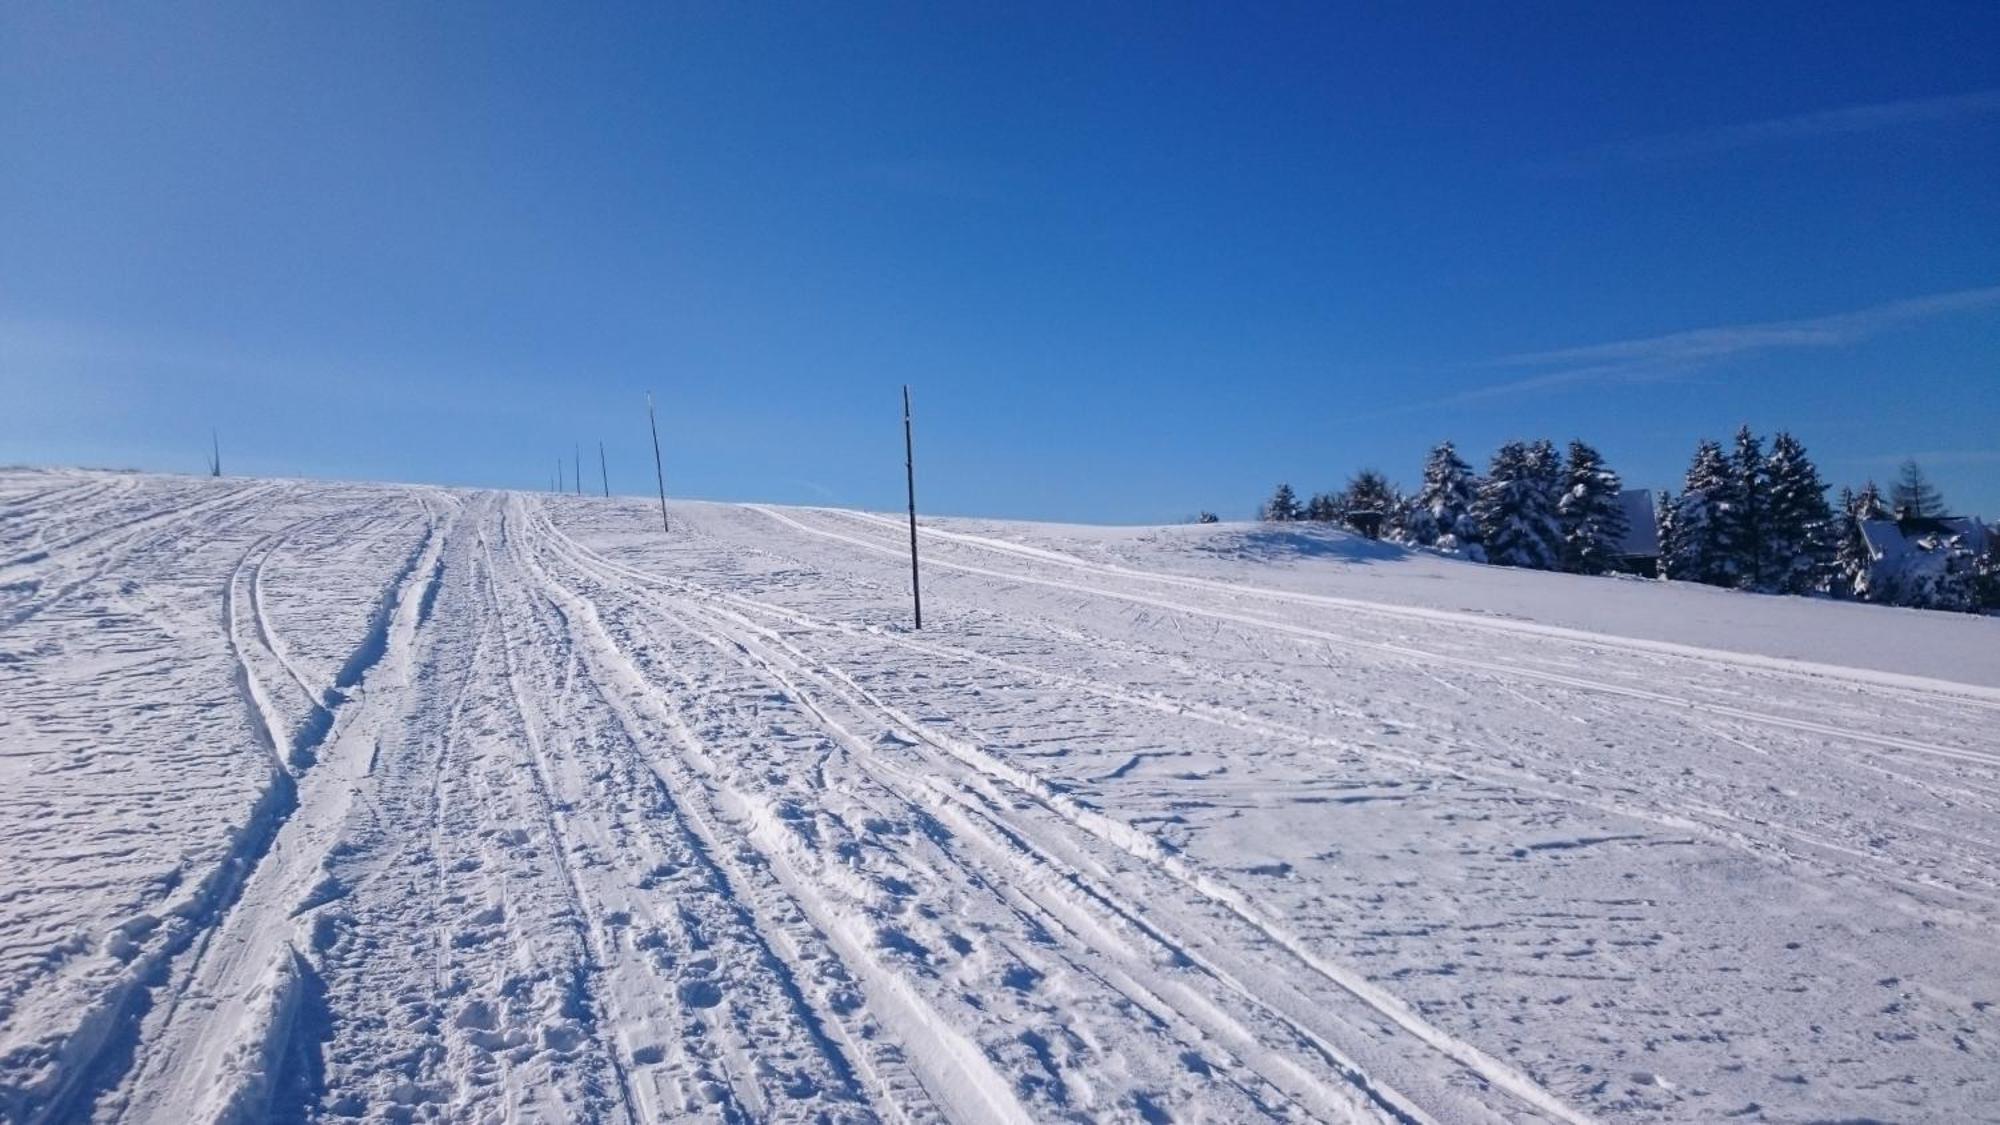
[1258,429,1997,613]
[1261,438,1633,575]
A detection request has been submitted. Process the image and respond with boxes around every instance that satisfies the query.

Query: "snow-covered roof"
[1616,489,1658,558]
[1859,516,1988,563]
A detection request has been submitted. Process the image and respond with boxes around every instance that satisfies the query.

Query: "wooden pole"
[647,392,669,532]
[599,441,609,498]
[903,384,922,629]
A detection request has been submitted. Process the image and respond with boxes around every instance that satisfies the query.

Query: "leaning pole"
[903,384,922,630]
[647,392,669,532]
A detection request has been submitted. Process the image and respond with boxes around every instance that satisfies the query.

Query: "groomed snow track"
[2,470,1997,1124]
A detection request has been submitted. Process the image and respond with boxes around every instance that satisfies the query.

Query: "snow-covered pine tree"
[1978,539,2000,613]
[1891,460,1944,517]
[1406,441,1482,557]
[1556,440,1629,574]
[1386,491,1420,544]
[1474,442,1562,569]
[1526,439,1563,501]
[1832,487,1868,598]
[1730,425,1770,590]
[1344,469,1397,538]
[1346,469,1396,514]
[1262,482,1302,522]
[1526,439,1567,557]
[1762,432,1836,595]
[1854,479,1889,521]
[1655,489,1679,578]
[1663,439,1737,586]
[1303,491,1343,522]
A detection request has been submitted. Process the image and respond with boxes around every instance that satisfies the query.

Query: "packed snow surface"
[2,469,1998,1124]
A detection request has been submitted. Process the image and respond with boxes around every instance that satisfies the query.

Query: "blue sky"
[3,2,1996,522]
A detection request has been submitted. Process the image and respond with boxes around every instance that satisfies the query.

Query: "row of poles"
[548,393,673,535]
[211,389,924,628]
[546,387,924,629]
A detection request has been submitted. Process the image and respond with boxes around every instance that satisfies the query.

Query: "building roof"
[1617,489,1659,558]
[1859,515,1988,563]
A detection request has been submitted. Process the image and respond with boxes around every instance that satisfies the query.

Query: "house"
[1615,489,1660,577]
[1856,512,1990,610]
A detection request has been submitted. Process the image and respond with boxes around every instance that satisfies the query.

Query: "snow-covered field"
[2,469,1997,1124]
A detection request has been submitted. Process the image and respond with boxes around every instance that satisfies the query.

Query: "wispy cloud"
[1536,88,2000,173]
[1441,285,2000,406]
[1842,450,2000,469]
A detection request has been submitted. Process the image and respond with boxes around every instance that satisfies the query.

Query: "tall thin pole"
[210,430,221,477]
[574,443,582,496]
[647,392,669,532]
[557,457,564,494]
[599,442,609,498]
[903,384,922,630]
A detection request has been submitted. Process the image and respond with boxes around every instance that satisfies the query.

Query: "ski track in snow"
[1,469,1998,1124]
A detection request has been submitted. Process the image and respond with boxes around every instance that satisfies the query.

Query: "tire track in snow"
[532,507,1559,1123]
[526,581,1366,1119]
[106,501,453,1124]
[628,582,1584,1124]
[515,502,1040,1125]
[828,507,2000,709]
[552,513,2000,925]
[1,481,284,633]
[635,600,1423,1124]
[755,506,2000,772]
[498,500,913,1123]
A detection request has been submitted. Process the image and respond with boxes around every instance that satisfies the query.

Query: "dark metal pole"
[648,392,669,532]
[903,384,922,629]
[599,442,609,498]
[557,457,564,494]
[211,430,221,477]
[574,444,582,496]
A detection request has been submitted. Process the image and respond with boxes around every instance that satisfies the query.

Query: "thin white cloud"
[1538,88,2000,172]
[1844,450,2000,469]
[1441,285,2000,406]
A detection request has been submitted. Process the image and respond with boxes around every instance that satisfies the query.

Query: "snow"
[2,468,1998,1123]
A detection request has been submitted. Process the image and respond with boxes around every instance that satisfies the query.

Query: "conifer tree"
[1977,541,2000,613]
[1762,432,1836,595]
[1832,487,1868,598]
[1655,489,1679,579]
[1526,439,1563,505]
[1304,491,1344,523]
[1405,441,1482,557]
[1663,439,1736,586]
[1345,469,1396,514]
[1731,425,1770,590]
[1853,479,1889,521]
[1344,469,1397,538]
[1891,460,1944,517]
[1474,442,1562,569]
[1526,439,1567,556]
[1262,482,1302,522]
[1556,440,1629,575]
